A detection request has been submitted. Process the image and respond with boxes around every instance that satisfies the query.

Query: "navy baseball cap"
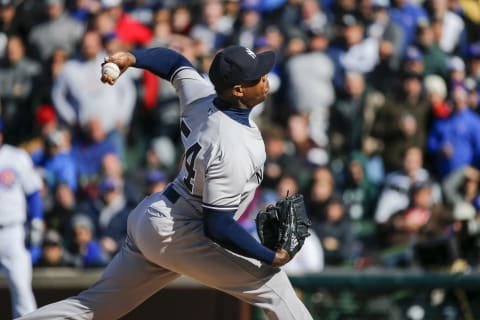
[146,169,168,185]
[208,45,275,90]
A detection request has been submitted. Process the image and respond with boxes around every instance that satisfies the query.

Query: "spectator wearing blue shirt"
[67,213,108,268]
[428,83,480,179]
[71,117,119,199]
[389,0,428,54]
[37,128,77,193]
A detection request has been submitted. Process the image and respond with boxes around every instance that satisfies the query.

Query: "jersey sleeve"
[171,68,215,115]
[132,47,215,115]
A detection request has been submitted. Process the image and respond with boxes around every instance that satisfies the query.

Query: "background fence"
[2,268,480,320]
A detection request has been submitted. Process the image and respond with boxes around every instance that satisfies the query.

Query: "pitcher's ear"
[232,84,244,97]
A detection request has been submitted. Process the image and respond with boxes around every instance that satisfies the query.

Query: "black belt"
[163,185,180,204]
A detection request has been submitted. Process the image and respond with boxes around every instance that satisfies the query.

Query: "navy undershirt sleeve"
[204,208,276,264]
[131,47,194,80]
[26,191,43,220]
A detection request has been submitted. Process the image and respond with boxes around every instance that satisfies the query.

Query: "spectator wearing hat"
[448,56,467,88]
[402,45,425,75]
[0,35,42,144]
[77,175,132,258]
[145,169,168,195]
[35,229,75,267]
[427,82,480,178]
[442,166,480,213]
[424,74,451,120]
[328,13,379,90]
[27,0,84,62]
[66,213,108,268]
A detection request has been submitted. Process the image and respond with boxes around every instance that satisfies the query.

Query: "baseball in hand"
[102,62,121,80]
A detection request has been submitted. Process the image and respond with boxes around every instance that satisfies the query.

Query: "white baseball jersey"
[0,145,42,225]
[169,67,265,220]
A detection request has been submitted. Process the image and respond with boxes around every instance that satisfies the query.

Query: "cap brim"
[246,51,275,81]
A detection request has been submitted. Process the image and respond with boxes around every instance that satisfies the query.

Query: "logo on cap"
[245,48,256,59]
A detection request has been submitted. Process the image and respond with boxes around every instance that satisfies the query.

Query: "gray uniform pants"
[17,191,313,320]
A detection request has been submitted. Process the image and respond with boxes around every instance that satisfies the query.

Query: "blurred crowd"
[2,0,480,273]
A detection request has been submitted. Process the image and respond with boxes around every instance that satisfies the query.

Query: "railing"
[2,267,480,319]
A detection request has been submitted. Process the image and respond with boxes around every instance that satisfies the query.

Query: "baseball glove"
[255,193,311,259]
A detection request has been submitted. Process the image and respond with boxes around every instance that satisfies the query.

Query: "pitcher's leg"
[136,217,312,320]
[18,244,180,320]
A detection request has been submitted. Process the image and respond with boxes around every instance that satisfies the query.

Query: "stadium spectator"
[306,166,338,223]
[225,2,262,50]
[44,182,77,236]
[0,35,42,144]
[27,0,84,62]
[262,124,309,191]
[424,74,450,120]
[427,83,480,179]
[341,152,380,256]
[328,13,379,90]
[36,128,77,193]
[329,71,370,162]
[52,29,136,162]
[313,195,354,266]
[362,0,405,71]
[379,180,449,268]
[371,70,429,172]
[341,151,380,219]
[374,146,438,224]
[449,201,480,267]
[442,166,480,211]
[66,213,108,268]
[414,18,449,77]
[285,43,335,150]
[95,176,132,258]
[71,117,119,200]
[424,0,466,55]
[35,229,75,267]
[99,0,153,49]
[388,0,428,53]
[144,169,169,195]
[0,0,16,56]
